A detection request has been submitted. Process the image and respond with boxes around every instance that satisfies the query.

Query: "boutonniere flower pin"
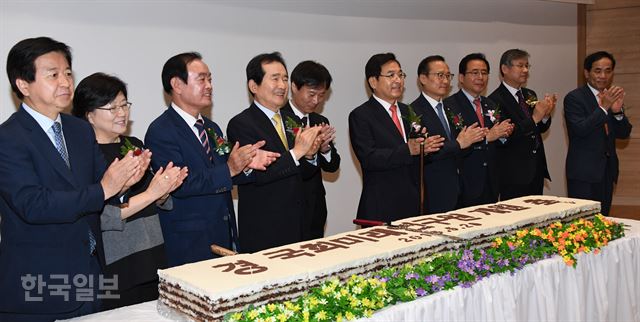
[485,104,502,124]
[446,109,465,131]
[285,116,304,137]
[525,93,538,108]
[206,128,231,155]
[402,105,423,138]
[119,137,142,156]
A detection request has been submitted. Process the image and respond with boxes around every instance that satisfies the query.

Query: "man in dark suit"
[564,51,632,216]
[145,52,278,266]
[0,37,142,321]
[280,61,340,240]
[411,55,486,214]
[349,53,444,222]
[227,52,321,252]
[489,49,557,200]
[444,53,513,207]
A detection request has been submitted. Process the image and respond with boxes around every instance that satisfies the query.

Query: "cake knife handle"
[210,244,238,257]
[353,219,387,227]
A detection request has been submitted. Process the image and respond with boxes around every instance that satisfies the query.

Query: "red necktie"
[390,104,403,136]
[474,97,485,127]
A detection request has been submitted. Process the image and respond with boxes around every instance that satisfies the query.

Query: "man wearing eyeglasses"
[489,49,556,201]
[411,55,486,214]
[349,53,444,223]
[564,51,632,216]
[444,53,514,207]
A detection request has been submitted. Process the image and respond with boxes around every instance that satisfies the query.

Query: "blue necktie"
[52,122,70,168]
[435,103,451,139]
[52,122,96,254]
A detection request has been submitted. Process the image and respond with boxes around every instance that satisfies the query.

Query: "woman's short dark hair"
[72,73,127,120]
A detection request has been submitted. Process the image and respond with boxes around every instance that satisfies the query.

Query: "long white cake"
[158,195,600,321]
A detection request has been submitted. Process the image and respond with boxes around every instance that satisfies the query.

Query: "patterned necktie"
[389,104,403,136]
[51,122,70,168]
[194,119,212,161]
[52,122,96,253]
[435,102,451,139]
[516,90,531,118]
[272,113,289,149]
[301,116,309,127]
[473,97,485,127]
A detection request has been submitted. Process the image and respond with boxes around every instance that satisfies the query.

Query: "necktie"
[473,97,485,127]
[194,119,212,161]
[88,230,96,255]
[272,113,289,149]
[516,90,531,118]
[53,122,96,254]
[301,116,308,127]
[389,104,404,136]
[51,122,70,168]
[435,102,451,139]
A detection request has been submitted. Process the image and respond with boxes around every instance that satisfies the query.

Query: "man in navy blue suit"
[0,37,143,322]
[564,51,632,216]
[444,53,513,207]
[411,55,485,214]
[145,52,278,266]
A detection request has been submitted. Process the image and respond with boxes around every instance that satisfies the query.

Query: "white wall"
[0,0,577,236]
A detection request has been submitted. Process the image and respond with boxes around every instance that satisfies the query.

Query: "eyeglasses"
[427,72,455,81]
[511,63,531,69]
[465,70,489,78]
[379,72,407,80]
[95,102,132,114]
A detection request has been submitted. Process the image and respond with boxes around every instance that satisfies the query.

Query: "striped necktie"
[194,119,212,161]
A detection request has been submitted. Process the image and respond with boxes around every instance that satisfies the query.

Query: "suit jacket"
[411,94,462,213]
[349,96,420,222]
[0,107,106,315]
[144,107,237,267]
[444,90,499,203]
[281,103,340,239]
[227,103,316,253]
[489,83,550,187]
[564,85,632,183]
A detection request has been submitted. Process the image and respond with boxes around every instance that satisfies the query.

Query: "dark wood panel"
[616,137,640,199]
[609,205,640,221]
[612,74,640,139]
[587,0,640,11]
[586,7,640,74]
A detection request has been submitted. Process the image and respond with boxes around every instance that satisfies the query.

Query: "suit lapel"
[166,107,212,165]
[249,104,289,153]
[17,109,77,187]
[416,94,448,137]
[368,97,405,142]
[454,91,477,126]
[499,83,527,121]
[280,107,297,149]
[398,104,413,140]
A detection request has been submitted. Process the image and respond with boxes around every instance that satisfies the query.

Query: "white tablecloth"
[61,218,640,322]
